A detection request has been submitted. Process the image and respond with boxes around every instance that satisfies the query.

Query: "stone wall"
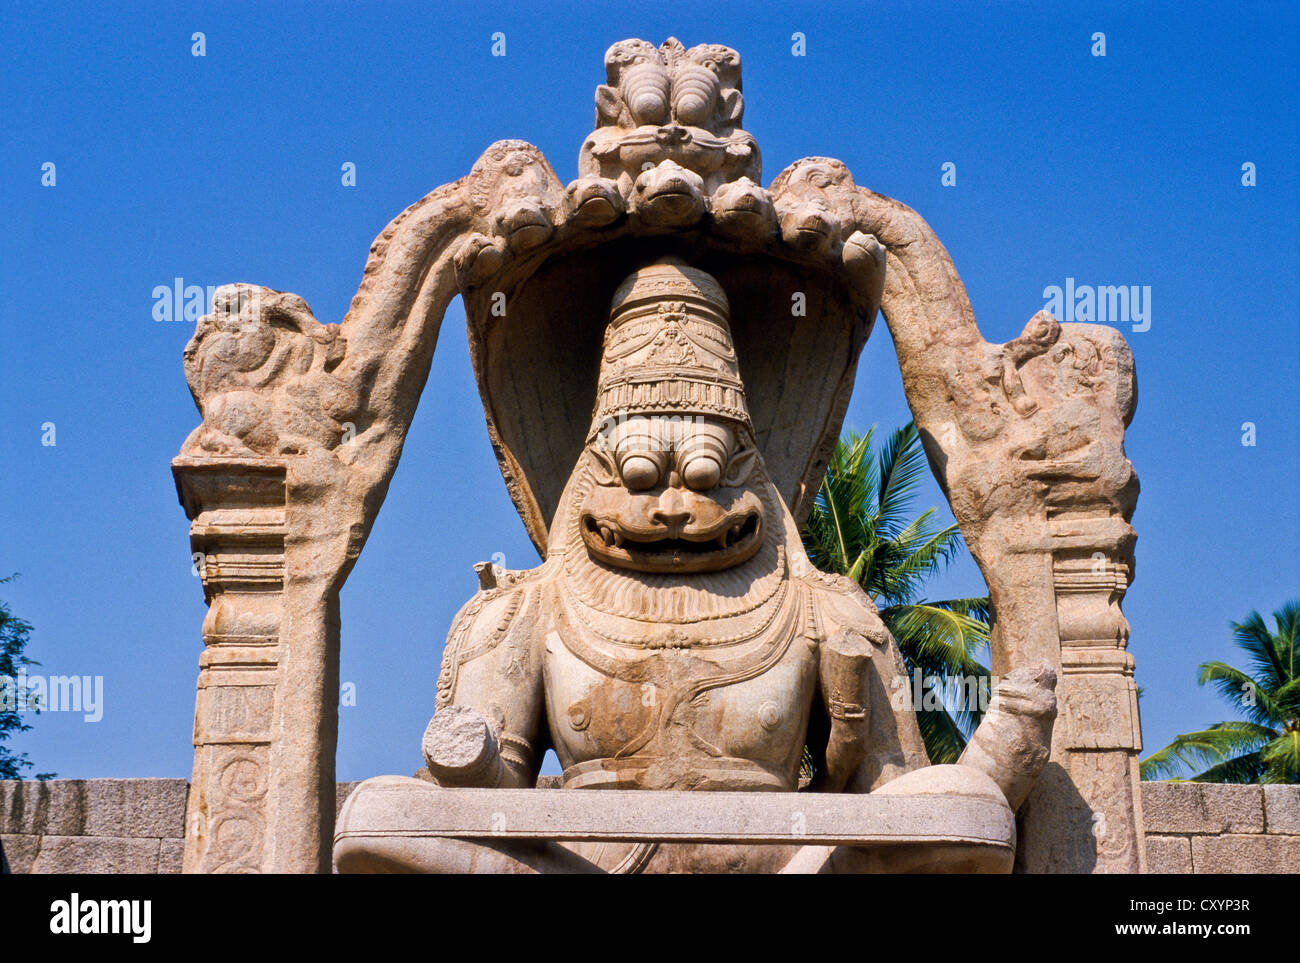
[0,779,188,874]
[4,779,1298,873]
[0,779,364,874]
[1141,782,1300,873]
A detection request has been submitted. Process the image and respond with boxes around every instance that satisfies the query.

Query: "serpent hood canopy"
[454,58,886,555]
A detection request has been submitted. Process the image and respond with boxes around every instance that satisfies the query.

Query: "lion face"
[578,414,764,573]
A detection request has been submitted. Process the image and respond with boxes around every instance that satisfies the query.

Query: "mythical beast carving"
[335,260,1057,874]
[175,35,1139,875]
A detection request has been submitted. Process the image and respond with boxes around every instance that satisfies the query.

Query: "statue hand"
[422,705,507,789]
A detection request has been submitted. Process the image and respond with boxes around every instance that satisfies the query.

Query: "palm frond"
[1272,602,1300,683]
[884,603,990,667]
[1140,722,1277,781]
[1272,676,1300,713]
[1260,730,1300,783]
[883,603,990,735]
[1144,600,1300,785]
[1230,610,1288,694]
[1190,751,1266,784]
[872,520,965,605]
[931,596,993,624]
[913,695,968,764]
[805,428,877,578]
[1197,661,1283,727]
[800,423,992,766]
[874,422,929,540]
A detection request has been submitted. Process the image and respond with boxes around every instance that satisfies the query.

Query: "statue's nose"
[651,487,693,532]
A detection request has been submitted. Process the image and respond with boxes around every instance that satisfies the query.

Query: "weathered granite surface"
[1142,781,1300,874]
[1,778,351,875]
[0,779,187,874]
[0,777,187,838]
[1142,782,1264,835]
[172,34,1140,874]
[335,771,1022,873]
[319,34,1094,874]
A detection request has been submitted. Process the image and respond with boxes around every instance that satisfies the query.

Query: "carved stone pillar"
[1014,518,1145,873]
[862,184,1148,871]
[174,456,338,874]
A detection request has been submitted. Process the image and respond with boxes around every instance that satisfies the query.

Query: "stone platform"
[332,775,1017,874]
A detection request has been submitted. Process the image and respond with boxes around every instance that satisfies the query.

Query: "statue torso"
[515,463,851,792]
[542,549,818,791]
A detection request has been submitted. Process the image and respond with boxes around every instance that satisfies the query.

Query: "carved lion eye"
[620,453,663,491]
[613,417,671,490]
[680,452,722,491]
[675,422,736,491]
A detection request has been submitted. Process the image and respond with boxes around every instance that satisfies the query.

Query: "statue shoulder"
[444,563,549,646]
[798,569,890,648]
[436,564,551,706]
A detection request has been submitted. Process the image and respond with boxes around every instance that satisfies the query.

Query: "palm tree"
[1141,602,1299,783]
[801,421,991,764]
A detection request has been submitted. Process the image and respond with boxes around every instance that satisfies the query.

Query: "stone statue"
[176,37,1140,875]
[334,258,1058,874]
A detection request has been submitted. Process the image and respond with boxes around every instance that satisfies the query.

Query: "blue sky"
[1,1,1296,782]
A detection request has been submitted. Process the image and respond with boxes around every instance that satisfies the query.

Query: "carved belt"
[562,756,791,792]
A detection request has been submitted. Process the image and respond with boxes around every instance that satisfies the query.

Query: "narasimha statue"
[174,32,1141,875]
[335,260,1057,874]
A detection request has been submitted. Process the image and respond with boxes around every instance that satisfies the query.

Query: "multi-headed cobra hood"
[452,38,887,557]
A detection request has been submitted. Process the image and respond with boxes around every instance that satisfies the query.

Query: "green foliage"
[801,422,991,764]
[1141,601,1299,783]
[0,574,53,780]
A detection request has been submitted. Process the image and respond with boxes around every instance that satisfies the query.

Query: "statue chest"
[541,581,817,790]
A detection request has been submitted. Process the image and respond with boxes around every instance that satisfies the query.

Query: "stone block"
[83,779,189,838]
[1141,782,1263,834]
[335,774,1021,874]
[1,834,40,874]
[1263,785,1300,835]
[1143,835,1192,874]
[1191,833,1300,873]
[0,779,188,838]
[31,836,160,874]
[337,776,1016,846]
[0,780,92,835]
[158,838,185,874]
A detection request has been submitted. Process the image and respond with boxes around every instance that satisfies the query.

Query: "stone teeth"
[600,526,614,546]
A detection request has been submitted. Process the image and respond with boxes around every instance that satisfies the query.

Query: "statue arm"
[817,629,873,792]
[808,574,929,793]
[426,580,547,788]
[817,626,928,793]
[859,628,930,790]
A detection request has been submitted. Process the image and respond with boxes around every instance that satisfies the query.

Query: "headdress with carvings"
[592,260,749,435]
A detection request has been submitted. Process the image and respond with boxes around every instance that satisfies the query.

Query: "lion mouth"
[580,510,762,573]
